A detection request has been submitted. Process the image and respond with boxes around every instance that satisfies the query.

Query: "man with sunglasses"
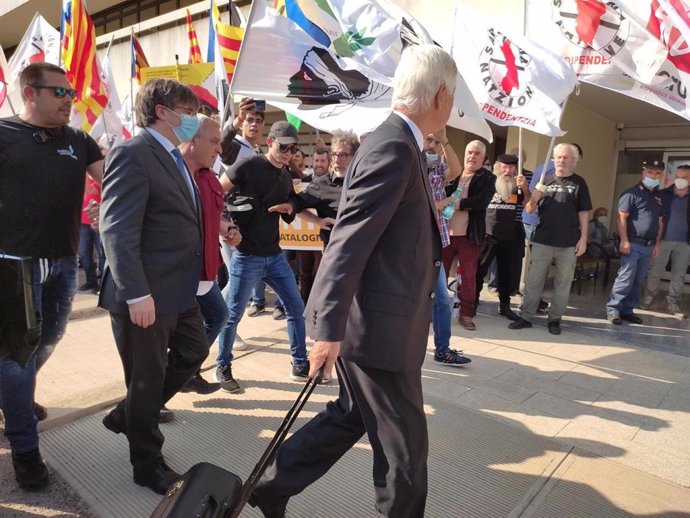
[0,63,104,491]
[217,121,308,392]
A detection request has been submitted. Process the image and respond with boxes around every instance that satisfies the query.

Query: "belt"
[629,236,654,246]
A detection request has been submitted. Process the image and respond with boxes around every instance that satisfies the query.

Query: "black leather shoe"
[159,406,175,423]
[103,410,127,435]
[12,449,49,491]
[547,320,562,335]
[133,463,180,495]
[508,317,533,330]
[621,313,643,324]
[249,493,288,518]
[498,305,520,321]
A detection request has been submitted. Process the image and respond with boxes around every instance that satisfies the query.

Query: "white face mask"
[675,178,689,190]
[596,215,608,225]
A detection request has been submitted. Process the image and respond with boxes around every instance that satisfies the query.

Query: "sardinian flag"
[453,6,577,136]
[525,0,667,83]
[7,13,60,85]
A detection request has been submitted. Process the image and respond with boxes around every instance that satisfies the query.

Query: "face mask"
[164,107,199,143]
[642,177,660,189]
[596,215,608,225]
[426,153,439,165]
[675,178,689,190]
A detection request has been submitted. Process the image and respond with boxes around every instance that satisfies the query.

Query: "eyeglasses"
[332,152,353,160]
[278,143,300,154]
[29,85,78,99]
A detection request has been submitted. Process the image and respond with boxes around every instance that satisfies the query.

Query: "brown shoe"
[459,316,476,330]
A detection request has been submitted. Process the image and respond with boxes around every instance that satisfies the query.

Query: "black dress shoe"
[621,313,643,324]
[133,463,180,495]
[103,410,127,435]
[547,320,561,335]
[12,449,49,491]
[249,492,288,518]
[180,372,221,395]
[498,305,520,321]
[508,317,533,330]
[159,406,175,423]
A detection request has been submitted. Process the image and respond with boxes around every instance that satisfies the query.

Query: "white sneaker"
[234,335,249,351]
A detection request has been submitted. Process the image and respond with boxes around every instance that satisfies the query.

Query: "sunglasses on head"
[278,143,300,154]
[29,85,78,99]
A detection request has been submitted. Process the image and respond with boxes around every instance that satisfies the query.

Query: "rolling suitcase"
[150,369,323,518]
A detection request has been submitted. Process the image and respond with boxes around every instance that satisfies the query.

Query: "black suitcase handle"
[225,367,324,518]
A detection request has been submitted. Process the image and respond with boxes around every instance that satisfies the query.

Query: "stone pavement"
[2,288,690,517]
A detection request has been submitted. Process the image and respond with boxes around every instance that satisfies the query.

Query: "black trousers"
[510,224,526,294]
[296,250,322,303]
[109,304,208,471]
[254,358,429,517]
[476,235,516,307]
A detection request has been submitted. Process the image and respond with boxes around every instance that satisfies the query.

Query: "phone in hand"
[253,100,266,112]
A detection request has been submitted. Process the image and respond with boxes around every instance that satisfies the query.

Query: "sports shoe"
[498,305,520,321]
[234,334,249,351]
[537,299,549,314]
[434,349,472,367]
[12,448,49,491]
[667,303,685,317]
[509,317,533,330]
[290,361,310,381]
[273,306,286,320]
[639,294,654,310]
[159,406,175,423]
[34,402,47,421]
[247,304,266,317]
[487,286,498,294]
[607,312,622,325]
[547,320,561,335]
[621,312,643,324]
[180,372,221,395]
[215,365,241,393]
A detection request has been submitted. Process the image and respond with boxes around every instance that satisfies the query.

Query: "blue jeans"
[197,282,229,346]
[607,242,653,315]
[221,242,283,308]
[432,268,451,356]
[217,252,307,368]
[78,223,103,285]
[0,256,77,453]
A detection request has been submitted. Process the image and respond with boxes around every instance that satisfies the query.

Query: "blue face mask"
[642,177,660,189]
[426,153,439,165]
[165,107,199,143]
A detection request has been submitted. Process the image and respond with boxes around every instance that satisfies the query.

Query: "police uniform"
[606,161,664,321]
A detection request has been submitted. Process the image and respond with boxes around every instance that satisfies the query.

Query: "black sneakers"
[290,361,310,381]
[434,349,472,367]
[215,365,241,393]
[509,317,533,330]
[621,312,643,324]
[12,448,49,491]
[247,304,266,317]
[547,320,562,335]
[180,371,221,395]
[272,306,286,320]
[498,305,520,321]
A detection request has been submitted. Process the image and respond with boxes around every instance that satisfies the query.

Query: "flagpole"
[538,96,570,186]
[518,128,523,177]
[130,29,135,133]
[6,94,17,115]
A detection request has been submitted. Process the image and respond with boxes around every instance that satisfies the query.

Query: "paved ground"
[2,279,690,516]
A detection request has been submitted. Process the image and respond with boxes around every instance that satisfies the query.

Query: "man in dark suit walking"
[249,44,458,518]
[98,79,208,494]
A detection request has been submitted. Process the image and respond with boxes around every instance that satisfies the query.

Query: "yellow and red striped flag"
[130,30,149,84]
[61,0,108,132]
[210,0,244,83]
[186,9,202,64]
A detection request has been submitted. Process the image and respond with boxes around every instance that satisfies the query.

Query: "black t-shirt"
[226,155,297,256]
[533,173,593,248]
[0,116,102,258]
[485,191,524,241]
[294,172,344,245]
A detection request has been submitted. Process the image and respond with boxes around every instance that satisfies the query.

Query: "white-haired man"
[249,44,456,518]
[509,143,592,335]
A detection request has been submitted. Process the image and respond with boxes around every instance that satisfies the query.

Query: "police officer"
[606,160,665,325]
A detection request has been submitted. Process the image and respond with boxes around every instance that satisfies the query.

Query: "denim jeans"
[432,268,451,356]
[0,256,77,454]
[217,252,307,368]
[197,282,229,346]
[607,242,653,315]
[78,223,103,285]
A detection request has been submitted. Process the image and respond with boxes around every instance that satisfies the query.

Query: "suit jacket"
[305,114,442,373]
[98,130,202,315]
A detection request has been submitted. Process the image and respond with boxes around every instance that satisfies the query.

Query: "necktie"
[171,148,197,207]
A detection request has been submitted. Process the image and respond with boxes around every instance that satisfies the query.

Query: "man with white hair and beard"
[475,154,530,321]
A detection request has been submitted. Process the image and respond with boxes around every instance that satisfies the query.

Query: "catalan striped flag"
[61,0,108,132]
[208,0,244,83]
[186,9,202,64]
[130,30,149,84]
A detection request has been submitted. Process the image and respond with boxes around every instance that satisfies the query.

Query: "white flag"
[232,0,492,140]
[581,0,690,121]
[89,53,125,148]
[453,7,577,136]
[7,13,60,86]
[525,0,667,83]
